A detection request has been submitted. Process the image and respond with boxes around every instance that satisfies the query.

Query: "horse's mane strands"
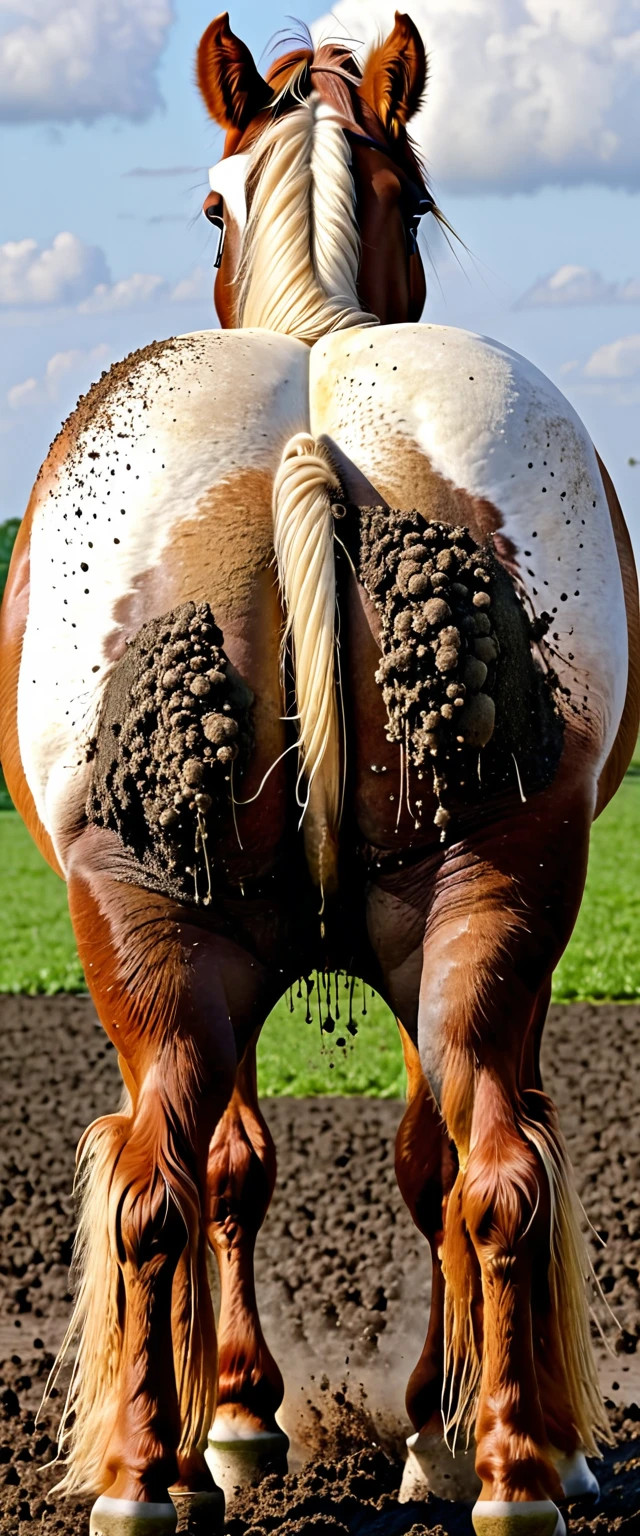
[237,92,378,345]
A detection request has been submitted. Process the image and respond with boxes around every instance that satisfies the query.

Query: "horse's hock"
[87,600,254,903]
[356,507,564,835]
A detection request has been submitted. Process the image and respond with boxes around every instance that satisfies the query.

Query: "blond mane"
[237,92,378,345]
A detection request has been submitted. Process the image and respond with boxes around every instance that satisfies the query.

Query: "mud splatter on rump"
[87,601,254,903]
[353,507,564,838]
[45,338,180,462]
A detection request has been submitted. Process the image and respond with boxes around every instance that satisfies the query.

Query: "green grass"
[257,977,405,1097]
[1,775,640,1094]
[0,812,85,994]
[552,775,640,1002]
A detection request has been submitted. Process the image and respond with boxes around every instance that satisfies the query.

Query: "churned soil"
[1,995,639,1534]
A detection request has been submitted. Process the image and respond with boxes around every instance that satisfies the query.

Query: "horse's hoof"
[171,1488,225,1533]
[471,1501,566,1536]
[205,1422,289,1506]
[90,1496,177,1536]
[399,1427,480,1503]
[551,1447,600,1501]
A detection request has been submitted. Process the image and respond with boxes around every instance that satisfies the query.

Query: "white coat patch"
[19,330,309,865]
[310,323,627,776]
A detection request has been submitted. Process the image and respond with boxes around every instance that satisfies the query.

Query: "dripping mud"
[353,508,563,841]
[1,996,639,1533]
[88,600,254,904]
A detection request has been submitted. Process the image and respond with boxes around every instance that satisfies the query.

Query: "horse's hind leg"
[416,805,608,1535]
[394,1023,452,1433]
[206,1035,288,1466]
[522,984,601,1503]
[394,1024,480,1502]
[63,827,246,1534]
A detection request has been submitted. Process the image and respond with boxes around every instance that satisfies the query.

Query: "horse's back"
[3,329,310,869]
[311,323,629,790]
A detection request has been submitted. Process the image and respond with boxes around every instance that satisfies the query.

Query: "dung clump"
[358,509,501,835]
[88,601,253,901]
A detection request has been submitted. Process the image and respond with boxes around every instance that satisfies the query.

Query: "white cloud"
[516,265,640,307]
[170,266,209,303]
[78,272,166,313]
[79,266,210,311]
[313,1,640,192]
[7,376,40,410]
[0,232,109,306]
[0,0,173,124]
[584,334,640,378]
[0,232,209,313]
[7,343,112,410]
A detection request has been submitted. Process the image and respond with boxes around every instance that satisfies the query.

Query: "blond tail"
[273,432,343,893]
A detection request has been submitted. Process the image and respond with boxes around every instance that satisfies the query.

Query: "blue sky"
[1,1,639,553]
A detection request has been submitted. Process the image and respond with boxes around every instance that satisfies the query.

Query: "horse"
[1,11,638,1536]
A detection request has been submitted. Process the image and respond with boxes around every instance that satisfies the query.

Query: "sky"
[1,0,639,555]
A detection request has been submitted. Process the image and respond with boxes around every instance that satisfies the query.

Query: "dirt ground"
[1,995,639,1534]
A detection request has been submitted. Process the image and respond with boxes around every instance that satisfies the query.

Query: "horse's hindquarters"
[11,329,311,873]
[311,323,628,789]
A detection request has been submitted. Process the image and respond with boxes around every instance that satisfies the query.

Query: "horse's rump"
[11,329,309,872]
[6,319,631,888]
[311,323,628,789]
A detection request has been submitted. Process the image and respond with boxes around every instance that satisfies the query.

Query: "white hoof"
[90,1495,177,1536]
[551,1447,599,1500]
[399,1428,480,1503]
[471,1500,566,1536]
[171,1488,225,1533]
[205,1422,289,1506]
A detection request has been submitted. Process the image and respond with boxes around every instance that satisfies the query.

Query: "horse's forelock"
[264,41,363,125]
[310,43,362,122]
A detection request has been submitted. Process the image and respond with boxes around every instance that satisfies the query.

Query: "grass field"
[1,773,639,1094]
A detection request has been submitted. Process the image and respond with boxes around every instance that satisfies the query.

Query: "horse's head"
[197,11,435,341]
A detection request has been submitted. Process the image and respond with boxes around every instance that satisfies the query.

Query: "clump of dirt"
[221,1395,640,1535]
[0,1347,91,1535]
[87,600,254,904]
[355,507,563,837]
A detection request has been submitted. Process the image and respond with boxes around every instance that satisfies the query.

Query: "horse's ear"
[360,11,427,138]
[197,12,273,130]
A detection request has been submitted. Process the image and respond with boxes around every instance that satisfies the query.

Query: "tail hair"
[522,1094,612,1454]
[46,1093,215,1494]
[441,1169,482,1448]
[46,1105,129,1493]
[273,431,343,893]
[441,1091,611,1453]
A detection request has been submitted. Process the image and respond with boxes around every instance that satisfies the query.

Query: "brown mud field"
[1,995,639,1534]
